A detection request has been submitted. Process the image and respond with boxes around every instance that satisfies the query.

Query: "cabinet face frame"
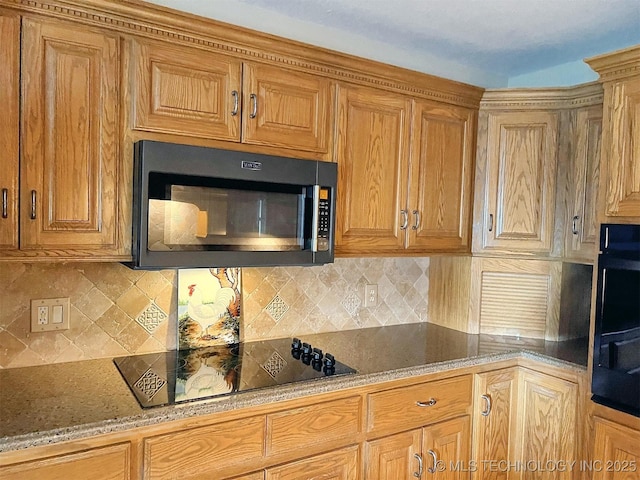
[20,18,121,253]
[0,12,20,251]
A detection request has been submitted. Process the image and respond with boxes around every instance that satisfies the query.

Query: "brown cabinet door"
[266,445,359,480]
[0,12,19,252]
[513,368,578,480]
[566,105,602,261]
[335,84,411,254]
[242,63,332,153]
[480,111,558,254]
[20,19,121,254]
[365,429,422,479]
[408,100,475,252]
[423,415,471,480]
[131,37,242,141]
[473,368,519,480]
[592,417,640,480]
[600,76,640,218]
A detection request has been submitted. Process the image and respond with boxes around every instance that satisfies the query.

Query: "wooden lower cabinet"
[0,362,588,480]
[473,367,519,480]
[365,416,471,480]
[366,429,421,479]
[266,446,359,480]
[0,443,131,480]
[591,417,640,480]
[143,416,265,479]
[473,366,580,480]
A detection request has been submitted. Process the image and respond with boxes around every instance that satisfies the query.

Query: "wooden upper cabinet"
[20,18,122,255]
[408,100,475,252]
[242,63,332,153]
[335,84,476,255]
[565,104,602,262]
[335,84,411,254]
[475,110,559,255]
[0,12,20,252]
[587,46,640,220]
[131,38,242,142]
[131,38,333,154]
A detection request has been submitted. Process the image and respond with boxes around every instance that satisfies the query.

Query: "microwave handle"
[311,185,320,252]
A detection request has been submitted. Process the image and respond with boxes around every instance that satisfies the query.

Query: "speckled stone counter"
[0,323,588,453]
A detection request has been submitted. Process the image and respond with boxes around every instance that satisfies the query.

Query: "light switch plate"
[30,297,70,332]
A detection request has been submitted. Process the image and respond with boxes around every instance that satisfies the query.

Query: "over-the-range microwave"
[128,141,337,269]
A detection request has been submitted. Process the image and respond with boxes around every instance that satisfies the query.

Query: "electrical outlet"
[31,297,70,332]
[37,305,48,325]
[364,284,378,307]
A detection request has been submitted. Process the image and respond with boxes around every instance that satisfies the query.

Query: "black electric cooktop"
[114,337,356,408]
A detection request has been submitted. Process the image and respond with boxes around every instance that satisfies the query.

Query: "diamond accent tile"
[262,351,287,379]
[135,302,167,333]
[341,292,361,316]
[134,368,167,400]
[265,295,289,322]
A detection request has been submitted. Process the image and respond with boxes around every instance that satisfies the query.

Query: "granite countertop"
[0,323,589,453]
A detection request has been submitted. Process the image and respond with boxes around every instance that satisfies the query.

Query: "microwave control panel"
[317,188,331,251]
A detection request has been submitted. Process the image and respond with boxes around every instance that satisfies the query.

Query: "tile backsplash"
[0,257,429,369]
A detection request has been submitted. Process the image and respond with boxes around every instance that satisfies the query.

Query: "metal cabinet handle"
[412,209,421,230]
[488,213,494,232]
[249,93,258,118]
[416,398,436,407]
[231,90,239,116]
[427,449,438,473]
[572,215,579,235]
[400,209,409,230]
[413,453,423,478]
[1,188,7,219]
[30,190,37,220]
[481,394,492,416]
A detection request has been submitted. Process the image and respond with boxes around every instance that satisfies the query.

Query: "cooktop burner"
[114,337,356,408]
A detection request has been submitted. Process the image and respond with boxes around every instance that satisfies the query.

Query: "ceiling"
[143,0,640,87]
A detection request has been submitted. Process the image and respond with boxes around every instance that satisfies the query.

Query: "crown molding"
[479,82,604,110]
[1,0,485,108]
[586,44,640,83]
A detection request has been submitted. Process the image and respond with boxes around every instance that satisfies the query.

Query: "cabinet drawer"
[0,443,131,480]
[266,396,361,457]
[144,416,264,479]
[367,375,472,435]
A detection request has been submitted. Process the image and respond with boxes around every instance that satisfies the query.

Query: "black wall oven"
[592,223,640,417]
